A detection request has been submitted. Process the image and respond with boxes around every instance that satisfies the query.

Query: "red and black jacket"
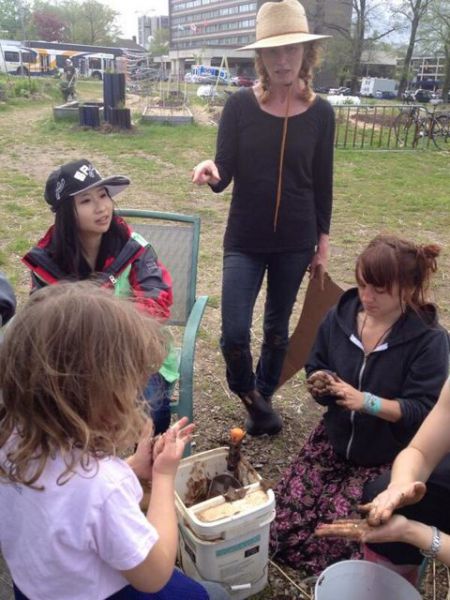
[22,217,173,320]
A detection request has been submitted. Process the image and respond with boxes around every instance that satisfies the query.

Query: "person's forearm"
[365,397,402,422]
[317,233,329,254]
[147,473,178,563]
[402,520,450,567]
[390,446,433,485]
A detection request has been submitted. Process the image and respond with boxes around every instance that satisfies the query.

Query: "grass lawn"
[0,81,449,598]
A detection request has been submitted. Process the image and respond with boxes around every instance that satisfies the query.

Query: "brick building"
[168,0,351,83]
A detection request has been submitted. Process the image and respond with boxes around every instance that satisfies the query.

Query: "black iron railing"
[333,103,449,150]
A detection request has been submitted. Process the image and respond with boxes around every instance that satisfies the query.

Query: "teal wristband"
[363,392,382,415]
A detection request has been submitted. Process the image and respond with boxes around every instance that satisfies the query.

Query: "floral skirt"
[269,420,390,576]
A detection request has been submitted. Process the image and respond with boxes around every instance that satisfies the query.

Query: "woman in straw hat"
[192,0,334,437]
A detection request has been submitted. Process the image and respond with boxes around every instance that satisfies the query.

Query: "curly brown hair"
[0,282,167,487]
[254,41,323,103]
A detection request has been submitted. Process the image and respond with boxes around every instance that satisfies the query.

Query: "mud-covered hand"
[359,481,427,526]
[306,370,339,398]
[152,417,195,477]
[328,377,365,411]
[127,419,155,480]
[315,515,411,545]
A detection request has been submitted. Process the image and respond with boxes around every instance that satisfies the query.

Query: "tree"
[0,0,32,40]
[33,0,120,44]
[80,0,120,44]
[149,28,169,57]
[327,0,401,94]
[417,0,450,99]
[319,36,353,86]
[394,0,433,97]
[32,10,67,41]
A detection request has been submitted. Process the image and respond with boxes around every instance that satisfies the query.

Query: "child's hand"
[127,419,155,480]
[152,417,195,477]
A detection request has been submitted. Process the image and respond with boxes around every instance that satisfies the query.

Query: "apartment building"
[138,15,170,50]
[411,55,446,89]
[168,0,351,82]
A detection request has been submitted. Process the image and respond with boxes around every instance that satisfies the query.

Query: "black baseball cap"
[44,159,130,211]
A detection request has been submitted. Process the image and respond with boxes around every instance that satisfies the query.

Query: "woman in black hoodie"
[270,234,449,575]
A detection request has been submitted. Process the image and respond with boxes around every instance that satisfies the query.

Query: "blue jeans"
[143,373,173,435]
[14,569,230,599]
[221,249,314,398]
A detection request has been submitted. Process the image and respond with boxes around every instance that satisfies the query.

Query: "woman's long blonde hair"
[255,41,322,103]
[0,282,166,487]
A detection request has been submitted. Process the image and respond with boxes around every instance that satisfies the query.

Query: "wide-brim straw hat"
[238,0,331,51]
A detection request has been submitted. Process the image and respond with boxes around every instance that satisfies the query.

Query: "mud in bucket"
[315,560,421,600]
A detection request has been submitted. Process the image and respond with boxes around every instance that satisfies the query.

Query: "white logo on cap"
[74,164,100,182]
[55,178,65,201]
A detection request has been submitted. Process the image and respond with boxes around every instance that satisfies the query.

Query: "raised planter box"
[142,105,193,125]
[53,101,104,121]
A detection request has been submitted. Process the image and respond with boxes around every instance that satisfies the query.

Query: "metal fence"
[334,103,450,151]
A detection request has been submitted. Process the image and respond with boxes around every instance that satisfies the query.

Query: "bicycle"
[393,105,449,150]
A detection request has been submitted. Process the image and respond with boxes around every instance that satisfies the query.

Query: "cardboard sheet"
[278,269,344,388]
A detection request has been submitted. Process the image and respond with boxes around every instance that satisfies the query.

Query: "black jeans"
[362,453,450,565]
[220,249,313,398]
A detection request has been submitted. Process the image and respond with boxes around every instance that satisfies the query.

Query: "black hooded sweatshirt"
[306,288,449,466]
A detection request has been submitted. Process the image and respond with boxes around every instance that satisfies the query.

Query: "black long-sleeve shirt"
[211,88,335,253]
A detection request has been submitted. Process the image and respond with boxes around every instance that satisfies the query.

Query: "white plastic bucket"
[174,447,275,541]
[315,560,421,600]
[175,447,275,599]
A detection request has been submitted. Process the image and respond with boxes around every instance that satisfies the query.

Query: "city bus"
[0,40,124,79]
[0,41,38,75]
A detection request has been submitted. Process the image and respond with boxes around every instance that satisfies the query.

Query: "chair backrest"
[115,209,200,326]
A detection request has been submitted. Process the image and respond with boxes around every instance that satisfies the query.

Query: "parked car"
[329,86,352,96]
[314,86,330,94]
[374,90,397,100]
[414,89,433,103]
[231,74,254,87]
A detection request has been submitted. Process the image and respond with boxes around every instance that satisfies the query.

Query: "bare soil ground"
[0,94,449,599]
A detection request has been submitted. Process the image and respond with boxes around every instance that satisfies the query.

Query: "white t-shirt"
[0,441,158,600]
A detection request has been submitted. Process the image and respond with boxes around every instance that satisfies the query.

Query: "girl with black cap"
[22,158,177,435]
[192,0,335,436]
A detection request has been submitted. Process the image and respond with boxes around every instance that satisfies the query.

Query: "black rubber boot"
[238,389,282,436]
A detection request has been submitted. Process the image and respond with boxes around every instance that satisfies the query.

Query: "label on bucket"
[216,534,261,557]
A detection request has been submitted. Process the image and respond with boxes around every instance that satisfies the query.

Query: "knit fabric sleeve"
[129,246,173,321]
[312,99,335,236]
[209,92,240,193]
[305,308,337,407]
[393,328,450,435]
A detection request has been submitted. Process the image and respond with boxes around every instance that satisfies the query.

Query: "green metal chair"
[116,209,208,454]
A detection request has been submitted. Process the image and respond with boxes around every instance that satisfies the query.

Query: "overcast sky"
[108,0,169,39]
